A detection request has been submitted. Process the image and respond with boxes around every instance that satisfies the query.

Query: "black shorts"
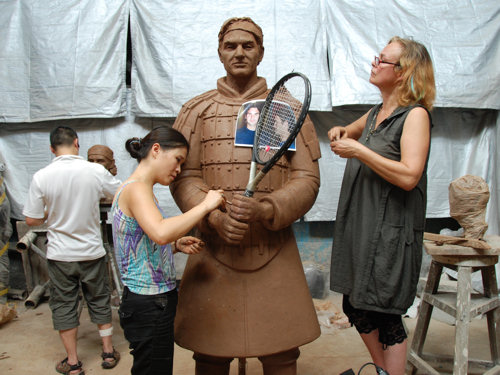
[342,295,407,347]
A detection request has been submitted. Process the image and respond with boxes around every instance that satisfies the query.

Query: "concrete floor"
[0,292,493,375]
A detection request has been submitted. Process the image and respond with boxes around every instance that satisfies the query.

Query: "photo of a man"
[234,100,263,146]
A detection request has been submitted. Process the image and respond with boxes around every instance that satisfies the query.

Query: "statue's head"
[87,145,117,176]
[217,17,264,79]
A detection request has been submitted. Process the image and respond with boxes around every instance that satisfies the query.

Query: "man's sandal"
[55,358,85,375]
[101,348,120,369]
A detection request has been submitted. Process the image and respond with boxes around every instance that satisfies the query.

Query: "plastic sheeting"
[130,0,330,116]
[1,0,498,121]
[0,0,128,122]
[0,0,499,235]
[325,0,500,109]
[1,91,499,235]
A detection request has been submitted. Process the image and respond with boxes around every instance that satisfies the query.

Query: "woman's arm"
[331,107,430,191]
[120,182,224,245]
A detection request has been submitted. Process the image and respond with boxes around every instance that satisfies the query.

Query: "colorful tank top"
[111,181,176,295]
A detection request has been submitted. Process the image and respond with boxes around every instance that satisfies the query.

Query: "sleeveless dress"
[330,104,431,315]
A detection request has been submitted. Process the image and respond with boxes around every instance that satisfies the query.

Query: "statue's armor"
[171,77,321,357]
[199,96,292,271]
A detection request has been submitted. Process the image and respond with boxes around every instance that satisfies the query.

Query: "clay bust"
[449,174,490,239]
[170,17,321,375]
[87,145,117,176]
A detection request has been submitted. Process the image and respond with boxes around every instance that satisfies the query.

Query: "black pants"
[119,286,178,375]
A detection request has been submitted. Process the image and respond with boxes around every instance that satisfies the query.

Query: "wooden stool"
[407,236,500,375]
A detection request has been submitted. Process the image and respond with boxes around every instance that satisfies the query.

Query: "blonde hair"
[389,36,436,110]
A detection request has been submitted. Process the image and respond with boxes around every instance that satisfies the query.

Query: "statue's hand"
[229,194,273,223]
[208,210,248,245]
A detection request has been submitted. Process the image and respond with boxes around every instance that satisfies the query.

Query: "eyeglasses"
[374,56,400,67]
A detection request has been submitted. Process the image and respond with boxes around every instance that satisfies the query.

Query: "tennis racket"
[244,72,312,197]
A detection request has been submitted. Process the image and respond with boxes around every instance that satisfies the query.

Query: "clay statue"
[87,144,117,176]
[170,17,321,375]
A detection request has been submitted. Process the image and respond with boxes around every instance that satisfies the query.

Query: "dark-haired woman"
[328,36,436,375]
[111,126,225,375]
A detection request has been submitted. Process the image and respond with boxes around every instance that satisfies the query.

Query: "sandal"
[101,348,120,369]
[55,358,85,375]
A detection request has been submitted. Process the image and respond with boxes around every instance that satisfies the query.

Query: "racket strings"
[256,81,305,163]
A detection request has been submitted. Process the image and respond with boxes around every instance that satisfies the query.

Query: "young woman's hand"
[175,236,205,254]
[203,189,227,212]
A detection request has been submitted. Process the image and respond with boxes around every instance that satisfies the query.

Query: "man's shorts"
[47,256,111,330]
[342,294,407,347]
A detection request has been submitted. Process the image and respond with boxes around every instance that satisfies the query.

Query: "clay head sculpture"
[449,174,490,239]
[87,145,117,176]
[217,17,264,81]
[218,17,264,50]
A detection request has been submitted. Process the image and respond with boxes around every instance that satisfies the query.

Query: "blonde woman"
[328,36,436,375]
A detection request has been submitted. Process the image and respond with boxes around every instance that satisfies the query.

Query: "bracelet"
[173,239,179,252]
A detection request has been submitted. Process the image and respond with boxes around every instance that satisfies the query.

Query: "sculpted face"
[218,29,263,80]
[88,154,111,170]
[87,145,117,175]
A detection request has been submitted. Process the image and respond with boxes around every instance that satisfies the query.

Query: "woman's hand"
[202,189,227,212]
[175,236,205,254]
[328,126,347,142]
[330,138,363,159]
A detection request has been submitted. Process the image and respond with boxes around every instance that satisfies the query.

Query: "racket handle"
[244,170,266,198]
[244,189,254,198]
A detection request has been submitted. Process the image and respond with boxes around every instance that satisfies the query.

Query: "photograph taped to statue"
[87,144,117,176]
[328,36,435,375]
[22,126,122,373]
[170,16,321,375]
[235,101,263,146]
[0,160,13,305]
[111,126,225,375]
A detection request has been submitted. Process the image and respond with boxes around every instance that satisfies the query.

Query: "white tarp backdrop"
[0,0,129,122]
[0,0,499,235]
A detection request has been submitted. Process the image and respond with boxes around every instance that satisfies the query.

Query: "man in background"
[23,126,121,375]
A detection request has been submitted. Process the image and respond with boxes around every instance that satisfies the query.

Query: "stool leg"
[407,260,442,374]
[481,265,500,364]
[454,265,472,375]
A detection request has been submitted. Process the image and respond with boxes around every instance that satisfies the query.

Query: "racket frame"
[244,72,311,197]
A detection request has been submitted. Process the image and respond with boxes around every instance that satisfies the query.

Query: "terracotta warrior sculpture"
[170,17,321,375]
[87,145,117,176]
